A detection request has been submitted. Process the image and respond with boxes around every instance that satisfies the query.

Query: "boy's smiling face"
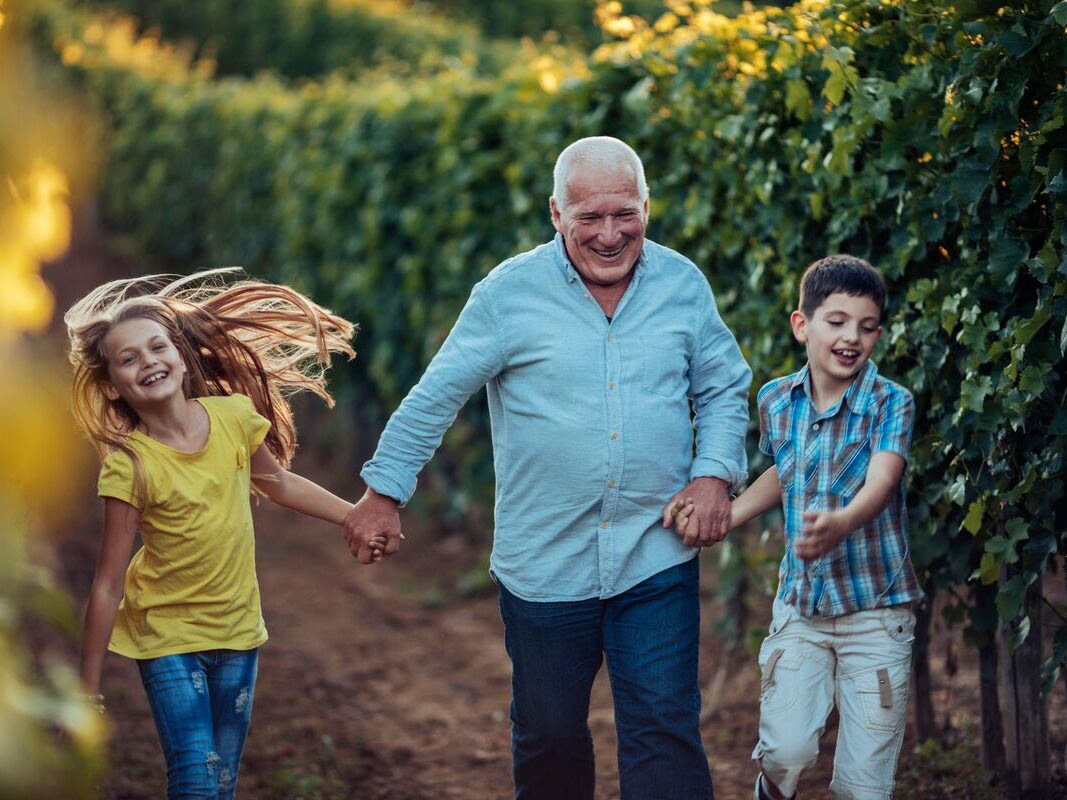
[790,291,882,392]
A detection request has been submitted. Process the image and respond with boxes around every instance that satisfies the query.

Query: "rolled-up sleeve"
[687,282,752,490]
[360,281,507,505]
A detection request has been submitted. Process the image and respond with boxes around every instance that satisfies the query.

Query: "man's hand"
[794,510,849,561]
[662,476,731,548]
[343,488,403,564]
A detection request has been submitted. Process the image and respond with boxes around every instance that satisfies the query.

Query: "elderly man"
[344,136,751,799]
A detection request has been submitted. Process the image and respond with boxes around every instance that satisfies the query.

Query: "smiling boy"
[677,255,920,799]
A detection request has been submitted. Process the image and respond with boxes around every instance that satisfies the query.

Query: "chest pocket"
[639,334,689,398]
[831,431,871,501]
[772,439,796,493]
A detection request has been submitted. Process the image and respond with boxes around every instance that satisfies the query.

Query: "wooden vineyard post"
[997,579,1050,800]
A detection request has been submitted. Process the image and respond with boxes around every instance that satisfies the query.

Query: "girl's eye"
[827,320,843,326]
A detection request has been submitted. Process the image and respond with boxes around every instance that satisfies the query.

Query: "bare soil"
[53,494,1066,800]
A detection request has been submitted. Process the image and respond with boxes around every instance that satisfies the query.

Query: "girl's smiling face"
[102,317,187,408]
[790,291,882,390]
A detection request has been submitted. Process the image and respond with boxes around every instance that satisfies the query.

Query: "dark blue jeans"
[498,557,712,800]
[138,648,258,800]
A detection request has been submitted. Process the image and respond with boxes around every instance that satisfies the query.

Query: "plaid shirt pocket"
[774,439,796,492]
[830,436,869,500]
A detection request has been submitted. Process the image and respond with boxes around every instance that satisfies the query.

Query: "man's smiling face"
[550,162,648,287]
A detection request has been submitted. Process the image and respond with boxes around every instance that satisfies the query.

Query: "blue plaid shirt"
[362,235,752,601]
[757,360,921,617]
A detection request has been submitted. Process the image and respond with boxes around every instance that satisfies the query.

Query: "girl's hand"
[356,532,393,565]
[794,510,849,561]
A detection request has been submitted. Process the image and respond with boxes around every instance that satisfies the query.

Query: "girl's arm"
[251,444,355,525]
[80,498,139,697]
[251,446,389,558]
[727,465,782,531]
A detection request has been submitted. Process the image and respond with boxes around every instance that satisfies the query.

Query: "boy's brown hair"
[799,255,886,319]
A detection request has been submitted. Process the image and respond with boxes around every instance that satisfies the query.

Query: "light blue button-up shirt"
[362,234,752,601]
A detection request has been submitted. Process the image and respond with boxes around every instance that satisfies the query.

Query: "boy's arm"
[80,498,139,697]
[728,465,782,531]
[251,445,387,557]
[794,451,905,561]
[664,465,781,546]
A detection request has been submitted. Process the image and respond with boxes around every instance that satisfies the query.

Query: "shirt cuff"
[689,457,747,495]
[359,465,414,509]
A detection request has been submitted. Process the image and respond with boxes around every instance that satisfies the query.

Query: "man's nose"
[597,218,620,241]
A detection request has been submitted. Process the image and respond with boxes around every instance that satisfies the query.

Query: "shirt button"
[600,521,609,529]
[608,480,616,488]
[812,423,820,431]
[606,334,614,342]
[609,382,616,390]
[610,432,619,440]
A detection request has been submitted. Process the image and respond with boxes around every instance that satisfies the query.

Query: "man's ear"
[101,381,120,401]
[549,197,563,234]
[789,309,807,343]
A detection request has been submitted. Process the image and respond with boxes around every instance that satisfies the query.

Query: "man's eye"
[827,320,843,326]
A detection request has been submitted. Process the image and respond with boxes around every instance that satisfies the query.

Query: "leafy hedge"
[73,0,515,78]
[24,0,1067,679]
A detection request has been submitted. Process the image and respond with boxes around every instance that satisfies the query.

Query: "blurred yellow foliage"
[0,162,68,336]
[51,10,206,81]
[0,12,104,797]
[592,0,834,80]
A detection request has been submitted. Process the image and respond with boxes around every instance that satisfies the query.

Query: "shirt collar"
[790,360,879,417]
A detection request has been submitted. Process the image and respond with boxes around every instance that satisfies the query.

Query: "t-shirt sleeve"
[232,393,271,451]
[872,387,915,460]
[97,450,143,509]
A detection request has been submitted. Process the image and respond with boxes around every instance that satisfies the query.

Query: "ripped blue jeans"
[138,648,258,800]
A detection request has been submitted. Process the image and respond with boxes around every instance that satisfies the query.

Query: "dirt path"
[51,459,1067,800]
[90,499,825,800]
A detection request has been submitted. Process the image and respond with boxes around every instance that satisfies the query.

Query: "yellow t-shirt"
[98,393,271,659]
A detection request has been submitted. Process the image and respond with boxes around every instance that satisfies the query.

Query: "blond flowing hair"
[65,268,356,481]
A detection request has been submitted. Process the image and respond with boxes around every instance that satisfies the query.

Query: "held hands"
[343,488,404,564]
[794,509,849,561]
[661,476,731,548]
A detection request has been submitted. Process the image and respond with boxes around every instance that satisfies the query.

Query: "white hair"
[551,136,648,210]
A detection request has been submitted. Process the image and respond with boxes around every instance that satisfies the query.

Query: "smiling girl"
[65,269,383,799]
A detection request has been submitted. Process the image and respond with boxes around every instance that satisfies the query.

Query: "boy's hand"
[794,510,850,560]
[663,498,696,541]
[662,476,731,546]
